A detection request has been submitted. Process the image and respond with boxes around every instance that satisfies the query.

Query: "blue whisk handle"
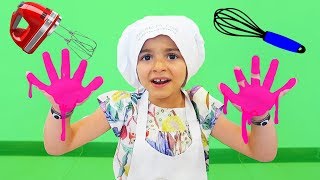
[263,31,305,53]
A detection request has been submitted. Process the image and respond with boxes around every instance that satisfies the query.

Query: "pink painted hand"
[218,55,297,144]
[26,48,104,141]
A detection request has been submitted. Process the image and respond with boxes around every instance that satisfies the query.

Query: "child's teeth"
[153,79,170,84]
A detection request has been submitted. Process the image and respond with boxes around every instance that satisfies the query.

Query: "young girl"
[27,16,296,180]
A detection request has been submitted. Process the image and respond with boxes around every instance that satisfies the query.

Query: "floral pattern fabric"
[97,86,223,179]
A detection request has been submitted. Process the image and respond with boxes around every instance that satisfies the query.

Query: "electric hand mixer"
[10,1,97,60]
[213,8,306,53]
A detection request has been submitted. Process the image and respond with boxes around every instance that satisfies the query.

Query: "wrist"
[251,113,271,126]
[52,104,60,112]
[252,112,269,121]
[50,106,74,119]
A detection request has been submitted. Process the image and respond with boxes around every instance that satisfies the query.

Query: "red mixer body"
[10,2,61,54]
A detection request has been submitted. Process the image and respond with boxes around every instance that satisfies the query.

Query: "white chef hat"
[117,16,205,89]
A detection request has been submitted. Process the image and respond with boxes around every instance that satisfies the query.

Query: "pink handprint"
[219,55,297,144]
[26,48,103,141]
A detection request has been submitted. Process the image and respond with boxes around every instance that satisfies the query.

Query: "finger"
[43,52,59,83]
[26,71,48,91]
[217,83,228,114]
[85,76,104,92]
[262,59,279,90]
[73,60,88,82]
[219,83,239,104]
[61,48,71,79]
[274,78,297,97]
[234,67,249,89]
[251,55,261,86]
[78,76,104,103]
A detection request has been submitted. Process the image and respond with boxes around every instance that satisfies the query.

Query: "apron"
[127,90,207,180]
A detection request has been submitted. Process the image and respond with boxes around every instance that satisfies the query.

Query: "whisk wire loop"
[54,25,97,60]
[214,8,265,38]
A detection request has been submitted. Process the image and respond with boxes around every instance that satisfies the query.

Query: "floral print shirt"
[98,86,223,179]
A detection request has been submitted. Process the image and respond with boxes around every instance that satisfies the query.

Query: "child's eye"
[141,55,152,61]
[168,54,178,60]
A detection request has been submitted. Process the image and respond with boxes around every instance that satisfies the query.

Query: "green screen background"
[0,0,319,179]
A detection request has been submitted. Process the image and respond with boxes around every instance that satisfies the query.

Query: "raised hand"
[26,48,104,141]
[218,55,297,144]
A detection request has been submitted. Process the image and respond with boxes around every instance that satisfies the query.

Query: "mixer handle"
[10,11,30,42]
[10,12,22,30]
[263,31,305,53]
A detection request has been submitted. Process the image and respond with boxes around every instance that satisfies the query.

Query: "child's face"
[137,35,187,100]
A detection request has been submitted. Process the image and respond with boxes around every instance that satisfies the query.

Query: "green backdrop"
[1,0,319,179]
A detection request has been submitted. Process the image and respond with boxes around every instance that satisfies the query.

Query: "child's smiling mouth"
[151,77,171,87]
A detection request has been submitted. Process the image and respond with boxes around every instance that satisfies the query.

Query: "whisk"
[54,25,97,60]
[213,8,305,53]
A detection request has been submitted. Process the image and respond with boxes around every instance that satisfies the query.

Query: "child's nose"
[152,58,167,72]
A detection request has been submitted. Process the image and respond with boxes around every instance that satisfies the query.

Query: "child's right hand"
[26,48,104,113]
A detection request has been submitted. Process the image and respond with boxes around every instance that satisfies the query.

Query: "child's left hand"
[218,55,297,143]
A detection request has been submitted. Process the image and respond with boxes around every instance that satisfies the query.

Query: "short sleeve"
[97,90,136,137]
[189,86,223,137]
